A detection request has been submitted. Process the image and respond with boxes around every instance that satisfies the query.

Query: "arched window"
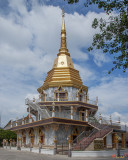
[39,128,45,145]
[29,129,35,145]
[22,130,26,145]
[54,86,67,101]
[77,88,85,102]
[39,90,46,101]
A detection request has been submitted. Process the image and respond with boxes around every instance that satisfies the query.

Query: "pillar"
[110,115,112,125]
[86,93,89,103]
[99,113,102,124]
[71,106,73,120]
[22,116,24,125]
[112,133,118,149]
[52,102,55,117]
[85,110,88,122]
[68,136,72,157]
[53,136,57,155]
[6,139,8,149]
[10,139,12,149]
[29,106,31,123]
[122,133,125,148]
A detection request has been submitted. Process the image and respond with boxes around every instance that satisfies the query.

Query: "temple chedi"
[4,9,126,154]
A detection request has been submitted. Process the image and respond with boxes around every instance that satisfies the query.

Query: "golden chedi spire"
[58,8,70,56]
[37,8,88,93]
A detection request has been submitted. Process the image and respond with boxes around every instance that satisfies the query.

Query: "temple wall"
[26,131,29,144]
[44,127,55,145]
[34,128,39,145]
[45,87,78,101]
[54,107,80,120]
[17,125,88,146]
[56,125,85,144]
[56,125,72,144]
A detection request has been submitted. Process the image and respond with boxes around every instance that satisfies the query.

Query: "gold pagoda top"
[37,9,88,93]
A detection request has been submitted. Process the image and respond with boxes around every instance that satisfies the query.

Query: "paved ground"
[0,148,118,160]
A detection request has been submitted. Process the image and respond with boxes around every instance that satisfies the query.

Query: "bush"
[0,129,17,146]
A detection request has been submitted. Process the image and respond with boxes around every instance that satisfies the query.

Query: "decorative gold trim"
[11,117,89,131]
[37,67,88,93]
[39,102,98,110]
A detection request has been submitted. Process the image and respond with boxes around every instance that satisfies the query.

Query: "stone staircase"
[73,117,113,151]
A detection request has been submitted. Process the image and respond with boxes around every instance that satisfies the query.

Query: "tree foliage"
[0,129,17,146]
[65,0,128,73]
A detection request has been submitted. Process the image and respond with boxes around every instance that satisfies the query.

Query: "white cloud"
[89,77,128,124]
[74,64,96,83]
[90,50,110,67]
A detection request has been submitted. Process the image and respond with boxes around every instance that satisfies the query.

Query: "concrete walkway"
[0,148,116,160]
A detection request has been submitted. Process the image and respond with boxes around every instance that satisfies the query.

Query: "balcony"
[40,95,98,106]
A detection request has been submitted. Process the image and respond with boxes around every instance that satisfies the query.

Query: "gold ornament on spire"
[58,8,70,56]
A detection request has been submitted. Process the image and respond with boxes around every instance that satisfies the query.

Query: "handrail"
[82,128,97,144]
[25,98,51,119]
[72,130,85,144]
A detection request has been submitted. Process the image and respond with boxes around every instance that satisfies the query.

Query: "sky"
[0,0,128,127]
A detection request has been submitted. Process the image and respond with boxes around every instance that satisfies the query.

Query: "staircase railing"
[73,117,113,151]
[25,98,51,119]
[72,130,86,144]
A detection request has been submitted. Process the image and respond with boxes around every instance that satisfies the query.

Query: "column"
[86,93,89,103]
[53,136,57,155]
[85,110,88,122]
[70,106,73,120]
[112,133,118,149]
[29,106,31,122]
[110,115,112,125]
[22,116,24,125]
[122,133,125,148]
[68,136,72,157]
[52,102,55,117]
[99,113,102,124]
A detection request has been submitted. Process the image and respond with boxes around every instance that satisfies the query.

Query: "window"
[77,88,85,102]
[54,86,67,101]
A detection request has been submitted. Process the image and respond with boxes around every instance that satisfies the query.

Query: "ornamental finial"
[62,7,65,17]
[57,7,70,56]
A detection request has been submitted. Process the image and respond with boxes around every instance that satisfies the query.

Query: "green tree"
[65,0,128,73]
[0,129,17,146]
